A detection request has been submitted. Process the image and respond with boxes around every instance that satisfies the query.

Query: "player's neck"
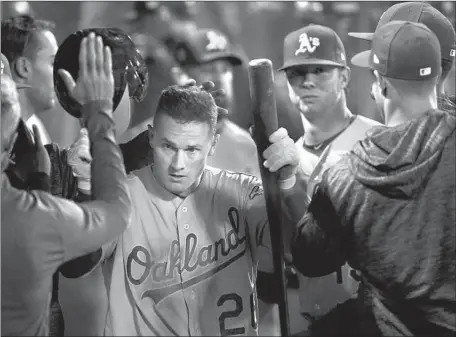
[18,93,36,123]
[302,103,353,146]
[177,172,204,199]
[151,167,205,199]
[385,94,437,127]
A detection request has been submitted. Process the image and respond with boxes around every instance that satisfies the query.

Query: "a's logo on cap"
[205,31,228,52]
[419,67,432,76]
[450,49,455,57]
[373,54,380,64]
[295,33,320,56]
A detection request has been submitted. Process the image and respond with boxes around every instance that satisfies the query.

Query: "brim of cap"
[348,32,374,41]
[200,52,243,66]
[278,59,345,71]
[350,50,371,68]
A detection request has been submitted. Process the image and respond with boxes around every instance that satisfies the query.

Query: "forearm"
[291,219,346,277]
[59,101,131,261]
[84,101,129,206]
[280,168,311,241]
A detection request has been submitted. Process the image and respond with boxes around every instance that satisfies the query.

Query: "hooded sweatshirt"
[291,110,456,336]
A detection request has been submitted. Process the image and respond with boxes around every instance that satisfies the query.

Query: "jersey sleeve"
[242,176,274,274]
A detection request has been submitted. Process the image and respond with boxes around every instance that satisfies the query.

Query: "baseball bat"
[248,59,290,337]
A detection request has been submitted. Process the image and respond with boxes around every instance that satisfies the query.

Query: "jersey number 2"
[217,293,258,336]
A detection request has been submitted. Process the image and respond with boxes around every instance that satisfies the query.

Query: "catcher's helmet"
[54,27,149,118]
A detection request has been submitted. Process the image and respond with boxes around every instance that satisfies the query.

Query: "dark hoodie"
[291,110,456,336]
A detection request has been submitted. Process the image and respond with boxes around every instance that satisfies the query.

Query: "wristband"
[279,175,296,190]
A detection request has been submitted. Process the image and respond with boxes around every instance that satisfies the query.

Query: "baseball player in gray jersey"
[66,84,303,336]
[271,23,381,334]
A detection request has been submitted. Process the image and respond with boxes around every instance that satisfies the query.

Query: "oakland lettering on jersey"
[126,207,247,290]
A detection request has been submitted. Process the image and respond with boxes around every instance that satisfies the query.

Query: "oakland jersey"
[100,166,272,336]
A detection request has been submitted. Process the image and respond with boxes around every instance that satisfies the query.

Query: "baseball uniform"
[207,119,261,177]
[296,112,381,320]
[98,165,273,336]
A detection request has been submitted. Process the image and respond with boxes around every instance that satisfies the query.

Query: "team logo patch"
[206,31,228,52]
[295,33,320,56]
[450,49,455,57]
[419,67,431,76]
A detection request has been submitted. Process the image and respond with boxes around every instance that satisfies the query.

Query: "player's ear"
[147,124,154,148]
[339,66,350,89]
[13,56,32,80]
[208,133,220,156]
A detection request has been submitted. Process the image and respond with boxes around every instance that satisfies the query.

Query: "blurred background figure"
[1,15,57,145]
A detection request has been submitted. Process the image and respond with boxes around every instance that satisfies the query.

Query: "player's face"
[286,65,348,121]
[186,60,234,111]
[150,113,217,196]
[25,30,58,112]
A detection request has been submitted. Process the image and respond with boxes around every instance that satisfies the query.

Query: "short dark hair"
[1,15,55,64]
[155,85,218,133]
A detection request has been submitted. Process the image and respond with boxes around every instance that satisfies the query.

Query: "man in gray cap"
[349,1,456,111]
[275,23,380,334]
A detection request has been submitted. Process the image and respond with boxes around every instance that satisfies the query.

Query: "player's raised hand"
[262,127,300,185]
[173,74,229,117]
[58,32,114,111]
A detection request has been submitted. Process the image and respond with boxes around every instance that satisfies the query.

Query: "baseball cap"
[1,53,31,89]
[170,28,244,67]
[349,2,456,62]
[278,24,347,71]
[54,28,149,119]
[351,21,441,80]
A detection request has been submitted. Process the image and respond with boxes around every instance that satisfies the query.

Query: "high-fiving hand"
[170,67,229,118]
[58,32,115,119]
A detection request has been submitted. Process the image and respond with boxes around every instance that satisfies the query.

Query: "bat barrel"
[248,58,290,337]
[248,59,279,137]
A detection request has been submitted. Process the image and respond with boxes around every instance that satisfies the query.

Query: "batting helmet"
[53,27,149,119]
